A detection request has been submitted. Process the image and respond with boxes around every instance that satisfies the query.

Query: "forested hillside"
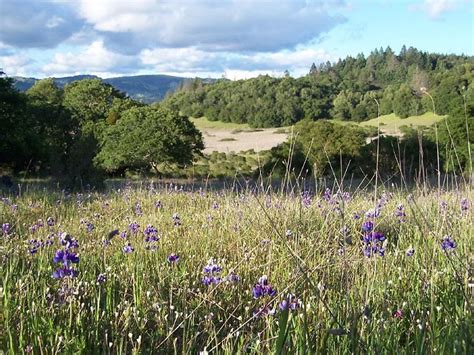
[165,46,474,127]
[13,74,210,103]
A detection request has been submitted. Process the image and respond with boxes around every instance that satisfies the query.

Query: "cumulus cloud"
[76,0,346,53]
[140,46,334,77]
[0,0,83,48]
[415,0,461,19]
[42,40,137,77]
[0,53,33,76]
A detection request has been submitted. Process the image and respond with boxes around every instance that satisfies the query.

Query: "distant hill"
[12,74,213,103]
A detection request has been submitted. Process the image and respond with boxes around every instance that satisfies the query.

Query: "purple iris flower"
[406,248,415,257]
[123,243,134,253]
[279,294,301,311]
[97,273,107,284]
[52,266,78,279]
[362,221,374,232]
[155,200,162,209]
[135,202,143,216]
[144,225,159,242]
[202,276,221,285]
[47,217,55,227]
[225,272,240,283]
[302,191,312,207]
[172,213,181,226]
[60,233,79,249]
[129,222,140,234]
[53,249,80,265]
[441,236,456,251]
[2,223,10,235]
[461,198,469,212]
[167,253,179,263]
[252,275,277,299]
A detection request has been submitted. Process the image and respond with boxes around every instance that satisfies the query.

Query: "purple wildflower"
[225,272,241,283]
[365,208,380,218]
[135,202,143,216]
[155,200,162,209]
[212,201,219,209]
[203,259,222,274]
[97,273,107,284]
[461,198,469,212]
[286,229,293,238]
[120,230,127,239]
[47,217,55,227]
[128,221,140,234]
[202,275,221,285]
[167,253,179,263]
[252,275,277,299]
[60,233,79,249]
[144,224,159,242]
[29,239,43,254]
[302,191,312,207]
[441,236,456,252]
[279,294,301,311]
[202,258,222,285]
[395,204,406,221]
[53,249,80,265]
[2,223,10,235]
[123,243,134,254]
[52,266,78,279]
[362,221,374,233]
[172,213,181,226]
[361,231,386,257]
[406,247,415,257]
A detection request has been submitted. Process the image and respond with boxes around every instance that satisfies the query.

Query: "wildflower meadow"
[1,183,472,353]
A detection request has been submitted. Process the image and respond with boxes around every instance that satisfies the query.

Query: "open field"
[192,113,446,154]
[334,112,446,136]
[190,117,288,153]
[1,185,472,353]
[361,112,446,134]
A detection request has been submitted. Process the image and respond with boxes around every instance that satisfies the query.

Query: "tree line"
[164,46,473,127]
[0,75,203,187]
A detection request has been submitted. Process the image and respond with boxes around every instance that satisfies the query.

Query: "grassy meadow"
[1,183,472,353]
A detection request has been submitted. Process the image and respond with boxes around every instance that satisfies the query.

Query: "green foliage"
[292,120,368,176]
[63,79,125,123]
[436,114,474,174]
[95,106,204,173]
[165,48,473,127]
[0,75,34,170]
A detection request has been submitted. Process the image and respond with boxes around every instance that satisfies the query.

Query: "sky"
[0,0,473,80]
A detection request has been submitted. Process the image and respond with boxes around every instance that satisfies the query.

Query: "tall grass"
[1,182,472,353]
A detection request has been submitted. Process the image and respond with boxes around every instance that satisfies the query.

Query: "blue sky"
[0,0,472,79]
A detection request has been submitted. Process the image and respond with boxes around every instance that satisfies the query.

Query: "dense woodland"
[0,74,203,187]
[165,46,474,127]
[0,46,472,186]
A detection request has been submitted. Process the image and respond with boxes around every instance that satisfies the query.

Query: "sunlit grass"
[1,185,472,353]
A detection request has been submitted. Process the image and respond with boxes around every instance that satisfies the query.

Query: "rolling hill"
[12,74,214,103]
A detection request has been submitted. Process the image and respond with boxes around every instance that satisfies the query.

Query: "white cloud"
[46,16,65,29]
[417,0,459,18]
[42,40,136,77]
[76,0,346,52]
[0,53,32,76]
[139,45,334,78]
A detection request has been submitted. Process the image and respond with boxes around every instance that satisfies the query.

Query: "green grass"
[190,117,250,130]
[1,185,472,353]
[333,112,446,135]
[360,112,446,133]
